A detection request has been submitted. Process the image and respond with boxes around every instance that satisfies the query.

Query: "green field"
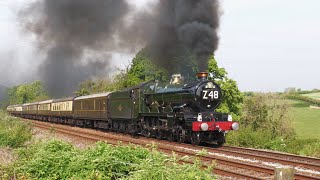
[302,92,320,100]
[287,99,320,139]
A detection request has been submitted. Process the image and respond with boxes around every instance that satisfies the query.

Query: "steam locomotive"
[7,72,239,146]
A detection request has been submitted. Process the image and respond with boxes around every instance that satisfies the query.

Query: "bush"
[9,140,215,179]
[0,111,32,148]
[298,141,320,157]
[240,93,295,138]
[227,127,286,150]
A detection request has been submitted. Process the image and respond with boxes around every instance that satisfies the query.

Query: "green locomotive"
[108,72,239,146]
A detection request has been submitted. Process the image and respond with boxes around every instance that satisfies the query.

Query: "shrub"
[297,141,320,157]
[240,93,295,138]
[0,111,32,148]
[11,140,215,179]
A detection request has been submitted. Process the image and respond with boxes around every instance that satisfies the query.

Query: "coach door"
[131,89,140,119]
[101,99,107,119]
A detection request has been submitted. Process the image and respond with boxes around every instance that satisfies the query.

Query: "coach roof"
[74,92,111,100]
[38,99,53,104]
[52,97,75,103]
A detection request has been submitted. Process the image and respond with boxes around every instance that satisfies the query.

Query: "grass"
[302,92,320,100]
[286,99,320,139]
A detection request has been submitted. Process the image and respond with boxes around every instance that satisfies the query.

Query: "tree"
[124,49,169,88]
[207,55,243,119]
[7,81,49,104]
[242,93,294,138]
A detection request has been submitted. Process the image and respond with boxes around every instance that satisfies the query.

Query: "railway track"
[28,120,319,180]
[219,145,320,172]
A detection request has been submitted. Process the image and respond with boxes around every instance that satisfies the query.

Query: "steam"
[21,0,220,96]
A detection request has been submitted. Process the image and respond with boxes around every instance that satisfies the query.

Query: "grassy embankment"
[287,99,320,139]
[0,111,215,179]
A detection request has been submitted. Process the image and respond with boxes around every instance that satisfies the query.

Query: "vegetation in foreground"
[0,111,32,148]
[1,140,215,180]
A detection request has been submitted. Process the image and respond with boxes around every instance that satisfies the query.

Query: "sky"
[0,0,319,92]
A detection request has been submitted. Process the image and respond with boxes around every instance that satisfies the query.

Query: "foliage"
[0,111,32,148]
[75,79,116,96]
[6,140,215,179]
[126,148,215,180]
[121,49,169,88]
[207,55,243,119]
[298,141,320,157]
[226,126,287,149]
[6,81,49,105]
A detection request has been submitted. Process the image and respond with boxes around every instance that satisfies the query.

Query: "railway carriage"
[37,99,53,120]
[6,105,14,114]
[50,97,74,124]
[73,93,110,128]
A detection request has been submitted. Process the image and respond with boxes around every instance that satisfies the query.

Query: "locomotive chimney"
[170,74,183,85]
[196,72,208,81]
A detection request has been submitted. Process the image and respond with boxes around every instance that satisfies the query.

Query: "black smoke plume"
[21,0,220,96]
[21,0,132,96]
[148,0,220,72]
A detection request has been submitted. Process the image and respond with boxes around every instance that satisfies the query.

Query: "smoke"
[21,0,220,96]
[148,0,220,72]
[21,0,135,96]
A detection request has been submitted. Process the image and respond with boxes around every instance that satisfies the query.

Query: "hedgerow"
[5,140,215,180]
[286,94,320,107]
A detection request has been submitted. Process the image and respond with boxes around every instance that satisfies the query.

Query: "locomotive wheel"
[177,129,186,143]
[143,129,151,138]
[167,131,175,142]
[191,132,201,146]
[216,141,224,147]
[215,132,226,147]
[156,130,163,140]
